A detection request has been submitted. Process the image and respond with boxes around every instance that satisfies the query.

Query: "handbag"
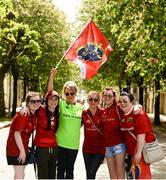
[128,131,164,164]
[142,139,164,164]
[27,146,36,164]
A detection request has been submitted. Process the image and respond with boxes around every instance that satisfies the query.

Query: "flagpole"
[55,53,66,69]
[55,19,92,69]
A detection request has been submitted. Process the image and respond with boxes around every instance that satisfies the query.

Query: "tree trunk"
[11,76,18,117]
[137,76,144,106]
[139,85,144,106]
[118,79,122,92]
[23,79,27,101]
[11,66,19,117]
[0,70,6,117]
[144,85,147,112]
[126,79,131,90]
[154,79,160,126]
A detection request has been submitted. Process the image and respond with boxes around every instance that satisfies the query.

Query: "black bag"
[27,146,36,164]
[27,114,36,164]
[125,154,132,178]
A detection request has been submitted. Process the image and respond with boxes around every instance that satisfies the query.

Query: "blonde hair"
[62,81,78,99]
[88,91,100,101]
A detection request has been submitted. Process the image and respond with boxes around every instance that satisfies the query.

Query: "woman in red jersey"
[6,92,41,180]
[82,91,105,179]
[101,87,126,179]
[34,90,59,179]
[119,89,155,179]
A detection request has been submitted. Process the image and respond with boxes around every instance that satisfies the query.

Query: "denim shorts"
[105,143,126,158]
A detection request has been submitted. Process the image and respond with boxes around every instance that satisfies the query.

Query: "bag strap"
[30,114,35,148]
[116,105,121,121]
[86,112,103,135]
[128,130,137,140]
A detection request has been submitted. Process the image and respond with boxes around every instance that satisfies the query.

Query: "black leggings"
[57,146,78,179]
[35,146,58,179]
[83,153,105,179]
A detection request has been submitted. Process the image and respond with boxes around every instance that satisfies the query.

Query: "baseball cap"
[46,90,59,99]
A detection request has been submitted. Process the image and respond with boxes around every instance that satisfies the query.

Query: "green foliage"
[10,0,72,92]
[77,0,166,92]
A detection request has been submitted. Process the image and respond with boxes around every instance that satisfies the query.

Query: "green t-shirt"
[56,99,83,150]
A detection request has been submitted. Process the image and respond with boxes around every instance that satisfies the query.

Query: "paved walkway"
[0,113,166,179]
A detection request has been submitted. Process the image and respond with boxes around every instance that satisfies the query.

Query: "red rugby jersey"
[34,106,58,147]
[102,104,124,147]
[120,109,155,155]
[82,107,105,154]
[6,112,37,156]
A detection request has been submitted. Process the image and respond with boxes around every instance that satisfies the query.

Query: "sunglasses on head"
[119,100,128,104]
[103,94,113,98]
[65,92,75,96]
[29,99,41,104]
[88,98,98,102]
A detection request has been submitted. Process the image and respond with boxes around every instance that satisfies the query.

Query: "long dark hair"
[45,98,59,132]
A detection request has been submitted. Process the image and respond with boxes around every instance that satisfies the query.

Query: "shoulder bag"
[128,130,164,164]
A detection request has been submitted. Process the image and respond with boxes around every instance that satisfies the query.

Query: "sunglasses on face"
[65,92,75,96]
[103,94,113,98]
[119,100,128,104]
[29,99,41,104]
[88,98,98,102]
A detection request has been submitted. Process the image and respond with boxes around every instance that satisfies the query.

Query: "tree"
[12,0,81,93]
[0,0,41,117]
[78,0,166,125]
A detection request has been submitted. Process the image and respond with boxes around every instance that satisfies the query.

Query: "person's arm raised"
[48,68,57,92]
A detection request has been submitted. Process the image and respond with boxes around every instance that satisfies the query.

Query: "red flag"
[65,19,113,79]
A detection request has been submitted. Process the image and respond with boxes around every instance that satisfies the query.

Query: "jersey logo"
[127,117,134,122]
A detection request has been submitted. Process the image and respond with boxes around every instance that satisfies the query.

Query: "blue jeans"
[105,143,126,158]
[83,153,105,179]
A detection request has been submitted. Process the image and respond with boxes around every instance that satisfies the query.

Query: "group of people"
[6,68,156,179]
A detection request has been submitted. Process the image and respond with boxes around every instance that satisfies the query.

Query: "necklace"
[50,112,55,126]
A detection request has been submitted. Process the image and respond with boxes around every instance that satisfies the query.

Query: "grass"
[0,117,11,122]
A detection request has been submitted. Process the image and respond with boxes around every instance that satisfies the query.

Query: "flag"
[64,19,113,79]
[128,164,141,179]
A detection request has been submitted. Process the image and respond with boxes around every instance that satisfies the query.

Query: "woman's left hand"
[134,152,142,164]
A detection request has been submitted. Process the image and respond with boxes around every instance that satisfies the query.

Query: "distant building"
[131,85,166,115]
[4,74,24,115]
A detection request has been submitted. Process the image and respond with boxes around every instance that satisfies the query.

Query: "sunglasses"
[65,92,75,96]
[103,94,113,98]
[119,100,128,104]
[29,99,41,104]
[88,98,98,102]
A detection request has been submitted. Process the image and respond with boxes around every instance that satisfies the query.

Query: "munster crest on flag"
[65,19,113,79]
